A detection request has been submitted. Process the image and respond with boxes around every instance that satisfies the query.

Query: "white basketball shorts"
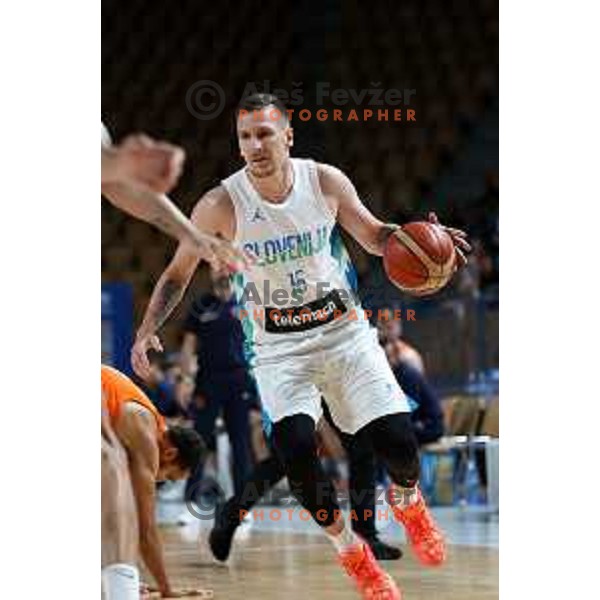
[253,319,410,434]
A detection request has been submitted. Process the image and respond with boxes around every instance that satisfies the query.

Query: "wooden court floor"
[145,526,498,599]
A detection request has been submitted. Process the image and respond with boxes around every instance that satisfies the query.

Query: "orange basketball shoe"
[391,486,447,566]
[338,541,402,600]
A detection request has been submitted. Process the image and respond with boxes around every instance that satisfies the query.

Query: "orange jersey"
[101,364,166,435]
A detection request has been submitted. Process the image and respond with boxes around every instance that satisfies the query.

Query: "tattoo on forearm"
[152,278,184,331]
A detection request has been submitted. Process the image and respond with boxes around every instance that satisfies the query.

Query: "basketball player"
[131,94,470,599]
[102,365,210,598]
[101,122,229,598]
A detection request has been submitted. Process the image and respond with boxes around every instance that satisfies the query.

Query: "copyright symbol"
[185,480,225,521]
[189,294,224,322]
[186,80,226,121]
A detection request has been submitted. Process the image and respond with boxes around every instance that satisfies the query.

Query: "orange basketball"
[383,222,456,296]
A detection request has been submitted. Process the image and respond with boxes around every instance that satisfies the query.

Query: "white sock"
[326,522,359,553]
[101,563,140,600]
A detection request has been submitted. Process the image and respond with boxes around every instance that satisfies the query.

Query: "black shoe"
[362,534,403,561]
[208,499,240,562]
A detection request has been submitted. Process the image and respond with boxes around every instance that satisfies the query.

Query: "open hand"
[190,230,252,274]
[131,333,164,380]
[427,211,471,268]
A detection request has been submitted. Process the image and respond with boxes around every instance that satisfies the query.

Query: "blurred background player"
[131,94,470,599]
[141,354,197,419]
[179,266,258,505]
[102,365,209,598]
[379,310,425,375]
[378,309,445,445]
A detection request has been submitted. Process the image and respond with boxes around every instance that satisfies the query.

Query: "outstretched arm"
[101,128,243,269]
[117,408,170,595]
[103,180,201,243]
[131,186,236,380]
[118,407,210,598]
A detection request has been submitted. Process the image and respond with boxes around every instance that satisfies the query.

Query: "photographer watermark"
[186,80,418,122]
[240,106,415,123]
[185,479,227,521]
[183,479,417,523]
[237,305,416,330]
[186,80,227,120]
[189,278,417,328]
[241,81,416,109]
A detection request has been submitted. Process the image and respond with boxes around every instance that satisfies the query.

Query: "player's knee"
[272,414,324,494]
[365,413,420,485]
[272,414,318,468]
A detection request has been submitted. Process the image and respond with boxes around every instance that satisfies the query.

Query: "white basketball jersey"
[222,158,361,360]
